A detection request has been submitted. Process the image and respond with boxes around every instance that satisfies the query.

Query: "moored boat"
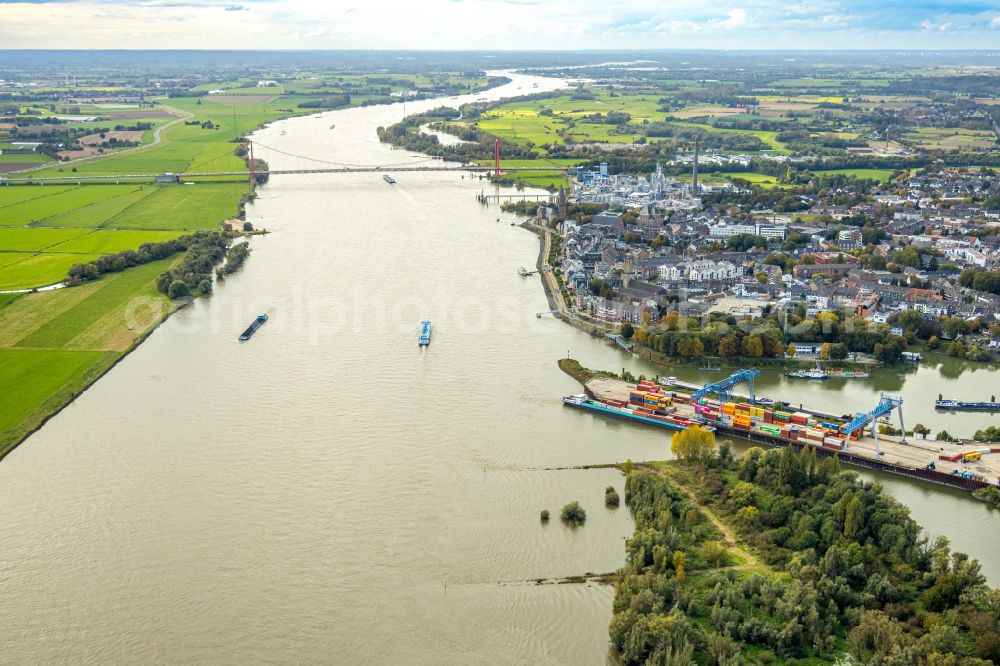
[383,174,396,184]
[418,320,432,346]
[935,398,1000,411]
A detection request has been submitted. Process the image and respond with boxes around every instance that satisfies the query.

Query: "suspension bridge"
[0,138,571,185]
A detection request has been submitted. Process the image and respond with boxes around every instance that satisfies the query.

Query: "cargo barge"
[935,399,1000,412]
[573,373,996,494]
[418,320,432,346]
[239,314,268,341]
[562,394,713,433]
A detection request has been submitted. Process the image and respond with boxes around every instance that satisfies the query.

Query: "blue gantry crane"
[690,369,761,404]
[839,392,905,452]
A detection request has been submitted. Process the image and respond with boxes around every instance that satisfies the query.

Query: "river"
[1,72,999,664]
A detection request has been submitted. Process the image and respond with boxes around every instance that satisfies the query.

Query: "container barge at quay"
[238,314,268,341]
[418,320,432,346]
[562,393,713,433]
[565,367,1000,494]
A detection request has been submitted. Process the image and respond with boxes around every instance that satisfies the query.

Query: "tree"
[898,309,923,332]
[605,486,620,508]
[786,342,797,358]
[672,550,686,582]
[820,342,832,360]
[741,335,764,358]
[844,496,863,539]
[670,426,716,463]
[676,336,704,358]
[943,317,968,339]
[242,221,253,232]
[621,322,634,340]
[717,335,739,358]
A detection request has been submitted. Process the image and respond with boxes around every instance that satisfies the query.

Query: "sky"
[1,0,999,50]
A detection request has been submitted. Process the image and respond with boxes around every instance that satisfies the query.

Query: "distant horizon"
[2,0,999,51]
[1,48,1000,53]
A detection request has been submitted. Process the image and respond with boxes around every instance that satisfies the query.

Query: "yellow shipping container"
[723,403,735,414]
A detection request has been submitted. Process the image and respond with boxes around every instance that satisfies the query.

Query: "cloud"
[1,0,999,49]
[921,19,953,31]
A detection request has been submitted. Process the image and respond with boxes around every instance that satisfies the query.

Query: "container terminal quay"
[562,365,1000,495]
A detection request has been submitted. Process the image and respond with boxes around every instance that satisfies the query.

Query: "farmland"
[0,257,176,453]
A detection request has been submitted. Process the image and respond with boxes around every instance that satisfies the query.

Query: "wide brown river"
[2,73,999,664]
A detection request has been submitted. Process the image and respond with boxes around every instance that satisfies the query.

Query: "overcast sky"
[1,0,999,50]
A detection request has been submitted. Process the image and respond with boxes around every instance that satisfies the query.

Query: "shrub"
[167,280,191,299]
[560,501,587,525]
[606,486,621,508]
[540,509,550,522]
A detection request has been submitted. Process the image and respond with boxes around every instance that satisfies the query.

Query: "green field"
[904,127,996,150]
[716,171,788,188]
[0,228,89,251]
[814,168,895,182]
[0,185,76,208]
[108,183,246,230]
[0,348,113,435]
[0,252,102,290]
[0,258,176,453]
[0,153,52,164]
[475,92,666,151]
[0,184,144,226]
[46,229,186,253]
[36,185,159,228]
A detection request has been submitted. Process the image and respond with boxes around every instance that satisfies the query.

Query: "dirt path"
[638,463,760,569]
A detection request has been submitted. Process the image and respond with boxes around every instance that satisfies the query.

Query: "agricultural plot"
[0,348,112,436]
[14,258,173,349]
[37,185,159,228]
[814,168,895,183]
[0,257,175,451]
[0,228,89,251]
[109,183,246,230]
[0,252,102,290]
[0,185,77,209]
[717,172,782,187]
[45,229,186,254]
[0,184,143,226]
[904,127,997,150]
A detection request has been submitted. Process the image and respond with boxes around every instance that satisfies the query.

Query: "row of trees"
[632,309,909,364]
